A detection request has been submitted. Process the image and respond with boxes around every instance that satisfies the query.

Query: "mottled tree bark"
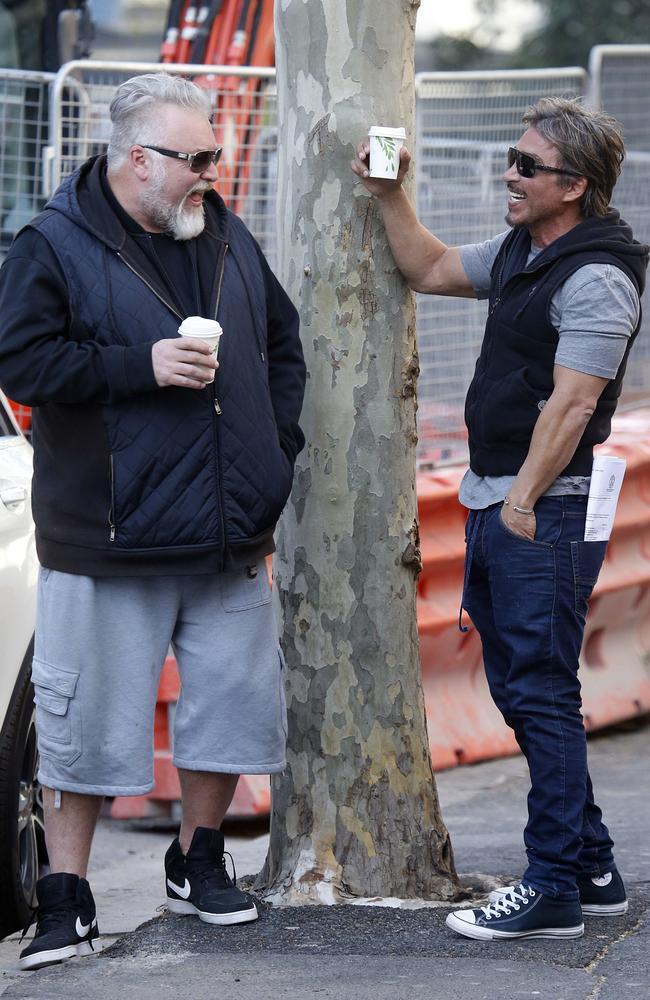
[256,0,459,904]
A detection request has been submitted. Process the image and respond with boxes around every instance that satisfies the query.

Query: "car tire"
[0,638,48,939]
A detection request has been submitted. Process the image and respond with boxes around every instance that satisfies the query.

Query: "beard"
[141,160,211,241]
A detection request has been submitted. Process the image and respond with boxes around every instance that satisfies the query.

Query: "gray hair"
[106,73,212,169]
[522,97,625,218]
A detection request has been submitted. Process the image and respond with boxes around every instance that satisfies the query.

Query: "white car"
[0,391,42,938]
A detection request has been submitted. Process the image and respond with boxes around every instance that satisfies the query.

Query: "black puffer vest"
[465,211,648,477]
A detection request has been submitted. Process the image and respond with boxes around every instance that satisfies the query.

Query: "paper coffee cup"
[178,316,223,358]
[368,126,406,179]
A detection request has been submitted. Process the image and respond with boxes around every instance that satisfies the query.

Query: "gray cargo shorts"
[32,563,287,796]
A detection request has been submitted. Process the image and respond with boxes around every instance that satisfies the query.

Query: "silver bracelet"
[503,495,535,516]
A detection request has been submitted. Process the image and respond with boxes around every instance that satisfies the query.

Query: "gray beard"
[141,168,207,241]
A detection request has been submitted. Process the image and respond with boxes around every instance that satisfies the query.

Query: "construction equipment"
[159,0,275,211]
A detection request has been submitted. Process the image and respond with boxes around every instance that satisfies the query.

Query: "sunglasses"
[507,147,583,179]
[142,145,223,173]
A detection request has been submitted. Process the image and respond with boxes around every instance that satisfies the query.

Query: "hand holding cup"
[152,316,222,390]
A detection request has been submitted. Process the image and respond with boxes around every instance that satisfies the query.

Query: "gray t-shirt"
[458,232,640,509]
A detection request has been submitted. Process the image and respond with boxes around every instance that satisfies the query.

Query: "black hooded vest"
[464,211,648,477]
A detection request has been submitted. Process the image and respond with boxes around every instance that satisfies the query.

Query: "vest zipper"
[212,245,228,417]
[115,252,183,321]
[108,454,116,542]
[212,244,228,568]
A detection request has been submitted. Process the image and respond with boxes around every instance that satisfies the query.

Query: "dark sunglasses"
[507,146,583,179]
[142,145,223,173]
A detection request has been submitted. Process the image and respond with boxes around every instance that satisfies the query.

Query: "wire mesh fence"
[0,69,55,257]
[1,52,650,463]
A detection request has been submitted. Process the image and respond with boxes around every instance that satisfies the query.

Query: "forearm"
[375,187,449,292]
[508,398,595,508]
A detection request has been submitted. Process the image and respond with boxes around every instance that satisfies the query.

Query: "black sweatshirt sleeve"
[256,244,306,465]
[0,228,159,406]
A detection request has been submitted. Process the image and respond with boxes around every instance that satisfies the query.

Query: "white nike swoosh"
[167,877,191,899]
[75,916,91,937]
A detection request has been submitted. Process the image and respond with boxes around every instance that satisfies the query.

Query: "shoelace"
[186,850,239,890]
[480,883,536,920]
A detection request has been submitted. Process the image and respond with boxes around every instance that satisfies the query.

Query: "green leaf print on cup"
[377,135,397,170]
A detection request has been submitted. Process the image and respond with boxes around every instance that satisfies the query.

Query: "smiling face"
[502,126,587,246]
[138,105,219,240]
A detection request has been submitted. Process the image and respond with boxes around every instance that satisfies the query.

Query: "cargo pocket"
[220,561,272,612]
[571,540,607,621]
[31,658,82,767]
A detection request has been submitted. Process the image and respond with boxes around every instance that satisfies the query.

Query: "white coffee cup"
[368,126,406,180]
[178,316,223,357]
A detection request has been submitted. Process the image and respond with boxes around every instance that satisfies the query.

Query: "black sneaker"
[446,883,584,940]
[165,827,258,925]
[577,869,628,916]
[19,873,100,971]
[490,868,628,916]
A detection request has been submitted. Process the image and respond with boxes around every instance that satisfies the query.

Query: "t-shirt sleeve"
[459,231,510,299]
[552,264,640,379]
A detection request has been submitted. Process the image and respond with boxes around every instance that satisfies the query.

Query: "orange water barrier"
[110,409,650,819]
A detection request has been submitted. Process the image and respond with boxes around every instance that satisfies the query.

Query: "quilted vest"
[29,173,294,573]
[465,213,647,477]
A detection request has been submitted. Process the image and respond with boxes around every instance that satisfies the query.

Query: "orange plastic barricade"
[7,400,32,435]
[112,410,650,819]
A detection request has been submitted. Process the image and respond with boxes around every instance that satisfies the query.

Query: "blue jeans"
[462,495,615,898]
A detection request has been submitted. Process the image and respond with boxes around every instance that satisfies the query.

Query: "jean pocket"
[497,508,558,547]
[220,561,272,612]
[31,658,82,766]
[571,540,607,620]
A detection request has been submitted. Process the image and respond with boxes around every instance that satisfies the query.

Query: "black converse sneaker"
[446,883,584,940]
[577,869,628,915]
[165,826,258,925]
[19,873,100,971]
[489,868,628,916]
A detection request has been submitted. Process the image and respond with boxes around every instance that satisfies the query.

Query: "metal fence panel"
[0,69,55,257]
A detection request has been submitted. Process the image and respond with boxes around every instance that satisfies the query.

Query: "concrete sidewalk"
[2,718,648,999]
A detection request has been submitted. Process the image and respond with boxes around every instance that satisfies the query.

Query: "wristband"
[503,495,535,516]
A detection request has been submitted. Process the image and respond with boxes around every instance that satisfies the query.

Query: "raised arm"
[351,140,475,298]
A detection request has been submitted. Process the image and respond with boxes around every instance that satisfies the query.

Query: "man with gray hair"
[353,98,648,940]
[0,73,305,968]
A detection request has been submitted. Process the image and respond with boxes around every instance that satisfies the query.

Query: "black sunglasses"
[142,145,223,173]
[507,146,583,179]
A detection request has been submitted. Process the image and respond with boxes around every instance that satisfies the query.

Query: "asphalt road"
[2,717,648,1000]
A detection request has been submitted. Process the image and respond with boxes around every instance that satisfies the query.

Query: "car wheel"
[0,639,48,939]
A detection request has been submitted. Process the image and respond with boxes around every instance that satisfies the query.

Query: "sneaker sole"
[445,912,584,941]
[582,900,628,916]
[166,897,258,924]
[19,938,102,971]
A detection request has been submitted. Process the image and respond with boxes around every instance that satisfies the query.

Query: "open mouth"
[508,189,526,203]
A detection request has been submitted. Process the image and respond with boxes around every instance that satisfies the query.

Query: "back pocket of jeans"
[571,540,607,620]
[31,658,82,766]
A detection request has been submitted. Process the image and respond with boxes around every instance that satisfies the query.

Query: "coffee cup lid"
[368,126,406,139]
[178,316,223,336]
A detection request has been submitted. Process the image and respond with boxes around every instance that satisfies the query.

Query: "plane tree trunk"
[256,0,459,904]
